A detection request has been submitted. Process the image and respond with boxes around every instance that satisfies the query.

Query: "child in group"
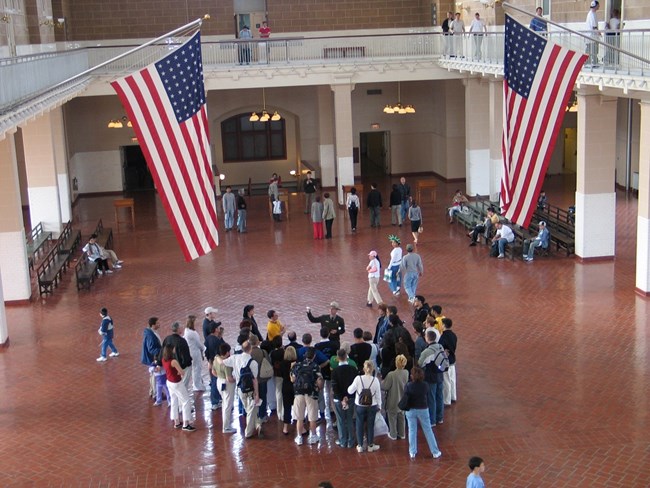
[466,456,486,488]
[272,195,282,222]
[150,363,170,407]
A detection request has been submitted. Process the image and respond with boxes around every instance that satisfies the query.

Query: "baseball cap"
[368,250,377,257]
[204,306,218,315]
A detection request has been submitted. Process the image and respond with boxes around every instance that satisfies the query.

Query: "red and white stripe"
[112,66,218,261]
[501,43,586,228]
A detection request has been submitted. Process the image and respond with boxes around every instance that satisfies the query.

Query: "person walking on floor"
[400,244,424,304]
[311,196,324,240]
[408,200,422,244]
[322,192,336,239]
[367,183,382,228]
[346,187,360,232]
[366,250,383,307]
[97,307,119,362]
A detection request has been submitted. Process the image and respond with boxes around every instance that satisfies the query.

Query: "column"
[0,266,8,344]
[635,100,650,295]
[464,78,490,196]
[575,91,617,260]
[317,86,336,189]
[0,133,32,302]
[51,107,72,222]
[331,82,355,204]
[21,112,63,234]
[488,79,503,201]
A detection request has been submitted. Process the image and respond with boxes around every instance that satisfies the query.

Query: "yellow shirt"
[434,316,445,335]
[267,319,284,341]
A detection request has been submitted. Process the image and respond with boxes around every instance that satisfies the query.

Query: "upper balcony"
[1,27,650,136]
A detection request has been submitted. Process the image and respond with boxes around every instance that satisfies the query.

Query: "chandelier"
[107,116,133,128]
[249,88,281,122]
[383,81,415,114]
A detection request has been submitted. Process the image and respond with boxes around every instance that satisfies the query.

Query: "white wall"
[69,151,123,193]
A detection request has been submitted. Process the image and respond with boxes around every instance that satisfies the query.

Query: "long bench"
[37,239,70,296]
[26,222,52,271]
[93,219,113,250]
[534,205,575,256]
[75,252,98,291]
[57,221,81,258]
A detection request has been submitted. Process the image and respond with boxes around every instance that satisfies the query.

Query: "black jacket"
[331,363,359,401]
[162,333,193,369]
[367,189,382,208]
[389,189,401,206]
[439,330,457,365]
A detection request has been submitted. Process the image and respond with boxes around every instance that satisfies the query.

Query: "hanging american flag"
[111,31,218,261]
[501,15,587,228]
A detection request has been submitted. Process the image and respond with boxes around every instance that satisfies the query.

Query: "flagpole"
[4,15,210,113]
[501,2,650,65]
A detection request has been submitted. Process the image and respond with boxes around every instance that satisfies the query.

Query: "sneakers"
[295,435,304,446]
[105,269,113,274]
[97,270,103,275]
[174,423,183,429]
[223,427,237,434]
[387,433,397,441]
[433,451,442,459]
[469,242,477,247]
[437,420,444,425]
[307,434,320,445]
[153,402,162,407]
[182,425,197,432]
[211,403,220,411]
[366,302,373,308]
[113,264,122,269]
[367,444,380,452]
[115,260,124,265]
[497,254,505,259]
[356,446,364,453]
[96,356,107,362]
[109,352,120,357]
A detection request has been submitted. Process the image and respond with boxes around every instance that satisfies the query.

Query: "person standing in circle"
[401,366,442,459]
[322,192,336,239]
[161,344,196,432]
[97,307,119,362]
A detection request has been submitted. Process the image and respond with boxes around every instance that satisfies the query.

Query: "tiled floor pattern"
[1,175,649,487]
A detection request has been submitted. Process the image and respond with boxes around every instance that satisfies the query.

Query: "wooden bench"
[75,252,98,291]
[26,222,52,271]
[57,221,81,258]
[534,206,575,256]
[93,219,113,250]
[37,240,70,296]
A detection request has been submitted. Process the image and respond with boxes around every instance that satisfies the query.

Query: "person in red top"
[259,21,271,38]
[161,344,196,432]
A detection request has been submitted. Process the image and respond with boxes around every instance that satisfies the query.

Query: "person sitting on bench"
[468,207,499,246]
[448,190,469,224]
[491,222,514,259]
[83,234,123,274]
[523,221,550,262]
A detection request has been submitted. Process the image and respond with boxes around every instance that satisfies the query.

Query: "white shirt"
[497,225,515,243]
[608,17,620,31]
[470,18,486,33]
[389,247,403,267]
[183,328,205,357]
[451,19,464,34]
[367,258,381,278]
[586,10,598,37]
[223,351,258,384]
[347,374,382,408]
[346,194,360,209]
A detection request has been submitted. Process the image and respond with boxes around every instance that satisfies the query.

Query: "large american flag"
[501,15,586,227]
[111,31,218,261]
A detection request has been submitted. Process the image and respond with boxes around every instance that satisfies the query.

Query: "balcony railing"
[2,29,650,114]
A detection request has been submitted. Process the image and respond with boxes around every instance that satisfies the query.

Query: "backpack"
[349,199,358,211]
[423,345,449,383]
[358,377,375,406]
[237,358,255,393]
[293,361,318,395]
[258,355,274,382]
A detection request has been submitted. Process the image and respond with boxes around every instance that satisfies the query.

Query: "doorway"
[360,131,391,177]
[121,145,154,191]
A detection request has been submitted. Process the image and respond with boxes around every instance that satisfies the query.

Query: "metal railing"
[2,28,650,113]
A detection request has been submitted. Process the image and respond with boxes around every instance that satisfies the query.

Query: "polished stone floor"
[1,175,649,487]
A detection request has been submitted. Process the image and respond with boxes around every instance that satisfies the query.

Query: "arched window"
[221,114,286,162]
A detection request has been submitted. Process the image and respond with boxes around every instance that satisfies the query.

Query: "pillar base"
[0,337,9,349]
[575,255,615,263]
[575,191,616,259]
[635,288,650,298]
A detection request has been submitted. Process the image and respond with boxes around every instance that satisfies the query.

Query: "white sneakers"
[295,435,304,446]
[109,352,120,357]
[96,356,107,362]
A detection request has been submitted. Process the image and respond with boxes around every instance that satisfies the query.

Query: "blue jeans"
[524,239,543,259]
[497,238,512,256]
[237,209,247,232]
[405,408,441,457]
[224,210,234,229]
[400,201,409,221]
[334,401,355,447]
[355,404,378,447]
[389,265,401,293]
[100,335,118,357]
[258,381,268,418]
[404,272,419,300]
[426,381,444,424]
[210,371,222,407]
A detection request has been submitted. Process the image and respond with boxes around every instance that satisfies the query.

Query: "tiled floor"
[2,175,649,487]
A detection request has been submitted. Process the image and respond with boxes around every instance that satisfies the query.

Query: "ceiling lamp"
[249,88,281,123]
[383,81,415,115]
[107,116,132,129]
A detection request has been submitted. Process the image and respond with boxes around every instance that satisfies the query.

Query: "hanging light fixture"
[383,81,415,115]
[107,116,133,129]
[249,88,282,123]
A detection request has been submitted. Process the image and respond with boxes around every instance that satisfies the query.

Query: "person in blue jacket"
[141,317,162,397]
[97,307,119,362]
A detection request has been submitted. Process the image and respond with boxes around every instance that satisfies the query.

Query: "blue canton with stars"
[155,31,206,123]
[504,15,546,99]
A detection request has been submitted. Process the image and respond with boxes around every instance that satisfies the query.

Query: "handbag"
[259,356,274,381]
[417,226,423,234]
[383,268,392,282]
[373,412,389,436]
[398,391,410,411]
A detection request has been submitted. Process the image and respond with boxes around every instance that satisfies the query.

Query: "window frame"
[221,113,287,163]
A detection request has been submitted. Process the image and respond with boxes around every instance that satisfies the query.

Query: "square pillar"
[318,86,336,189]
[21,112,63,234]
[332,82,355,204]
[51,107,72,223]
[464,78,490,196]
[0,133,32,302]
[636,100,650,294]
[489,79,504,202]
[575,92,617,260]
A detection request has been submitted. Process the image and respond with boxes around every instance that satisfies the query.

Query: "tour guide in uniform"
[307,301,346,346]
